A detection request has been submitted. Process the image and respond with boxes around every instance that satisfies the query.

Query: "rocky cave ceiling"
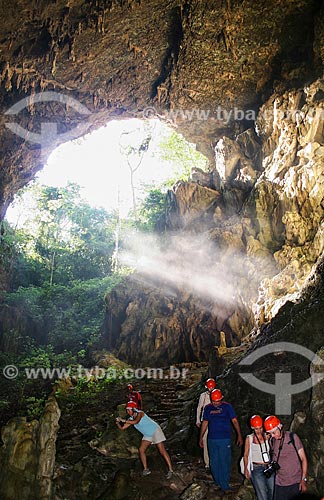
[0,0,323,219]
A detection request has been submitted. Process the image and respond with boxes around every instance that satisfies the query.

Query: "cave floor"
[54,360,248,499]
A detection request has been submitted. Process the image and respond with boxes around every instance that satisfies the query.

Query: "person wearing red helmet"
[242,415,274,500]
[196,378,217,469]
[264,415,308,500]
[126,383,143,410]
[116,400,173,479]
[199,388,243,493]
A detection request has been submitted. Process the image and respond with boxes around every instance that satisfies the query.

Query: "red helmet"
[250,415,263,428]
[264,415,281,432]
[126,400,137,410]
[127,384,133,391]
[205,378,216,390]
[210,389,223,402]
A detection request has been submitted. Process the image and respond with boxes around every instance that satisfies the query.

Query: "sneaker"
[142,469,151,476]
[166,470,173,479]
[204,465,210,470]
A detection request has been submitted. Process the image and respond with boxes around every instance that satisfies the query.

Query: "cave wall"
[102,275,252,366]
[0,395,60,500]
[102,78,324,366]
[0,0,323,218]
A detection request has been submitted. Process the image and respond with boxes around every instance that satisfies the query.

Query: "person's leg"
[208,438,220,487]
[156,442,173,471]
[274,483,300,500]
[251,465,272,500]
[266,473,275,500]
[203,428,209,467]
[138,440,151,470]
[215,438,231,491]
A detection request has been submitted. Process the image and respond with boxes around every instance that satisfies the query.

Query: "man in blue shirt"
[199,389,243,492]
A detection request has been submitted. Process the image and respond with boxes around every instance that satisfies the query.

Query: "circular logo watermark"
[3,365,19,380]
[238,342,324,415]
[4,91,92,160]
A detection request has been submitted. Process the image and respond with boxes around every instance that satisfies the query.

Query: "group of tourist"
[196,378,308,499]
[115,379,310,499]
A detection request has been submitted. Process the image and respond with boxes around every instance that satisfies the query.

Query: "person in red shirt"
[126,383,143,410]
[264,415,308,500]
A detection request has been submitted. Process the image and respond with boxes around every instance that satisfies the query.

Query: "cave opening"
[7,116,210,218]
[3,114,210,298]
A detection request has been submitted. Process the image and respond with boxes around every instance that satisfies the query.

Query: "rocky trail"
[53,362,252,500]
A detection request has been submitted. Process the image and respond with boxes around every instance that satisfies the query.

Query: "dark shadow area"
[292,494,322,500]
[151,6,184,100]
[259,0,323,102]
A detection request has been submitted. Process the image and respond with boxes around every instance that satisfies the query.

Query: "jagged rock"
[0,395,60,500]
[190,168,213,188]
[166,181,221,230]
[180,483,208,500]
[214,137,257,190]
[101,274,255,366]
[308,347,324,493]
[251,82,324,323]
[236,129,261,166]
[98,470,131,500]
[0,304,44,353]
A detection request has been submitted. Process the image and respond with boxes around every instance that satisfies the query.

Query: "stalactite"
[4,63,14,92]
[29,80,36,115]
[51,50,57,76]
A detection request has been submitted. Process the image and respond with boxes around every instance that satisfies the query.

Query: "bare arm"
[243,435,251,479]
[298,447,308,492]
[199,420,208,447]
[231,417,243,446]
[116,411,143,431]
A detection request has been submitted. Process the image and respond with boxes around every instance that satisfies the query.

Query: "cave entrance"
[5,117,208,280]
[7,118,208,222]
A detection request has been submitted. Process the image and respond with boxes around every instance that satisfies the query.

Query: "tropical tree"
[157,130,208,186]
[6,183,117,286]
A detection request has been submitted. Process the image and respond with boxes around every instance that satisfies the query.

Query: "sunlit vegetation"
[0,124,207,424]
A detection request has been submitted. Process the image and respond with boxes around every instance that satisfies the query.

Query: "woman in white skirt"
[116,400,174,479]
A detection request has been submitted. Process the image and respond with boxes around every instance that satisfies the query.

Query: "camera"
[263,461,280,478]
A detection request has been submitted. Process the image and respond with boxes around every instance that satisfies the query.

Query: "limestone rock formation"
[0,303,43,353]
[102,79,324,365]
[0,395,60,500]
[308,347,324,493]
[102,276,241,366]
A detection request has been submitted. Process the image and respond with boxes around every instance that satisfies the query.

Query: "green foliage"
[137,188,166,232]
[24,396,45,419]
[3,275,124,353]
[19,344,53,369]
[157,130,208,187]
[5,183,117,288]
[0,221,43,291]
